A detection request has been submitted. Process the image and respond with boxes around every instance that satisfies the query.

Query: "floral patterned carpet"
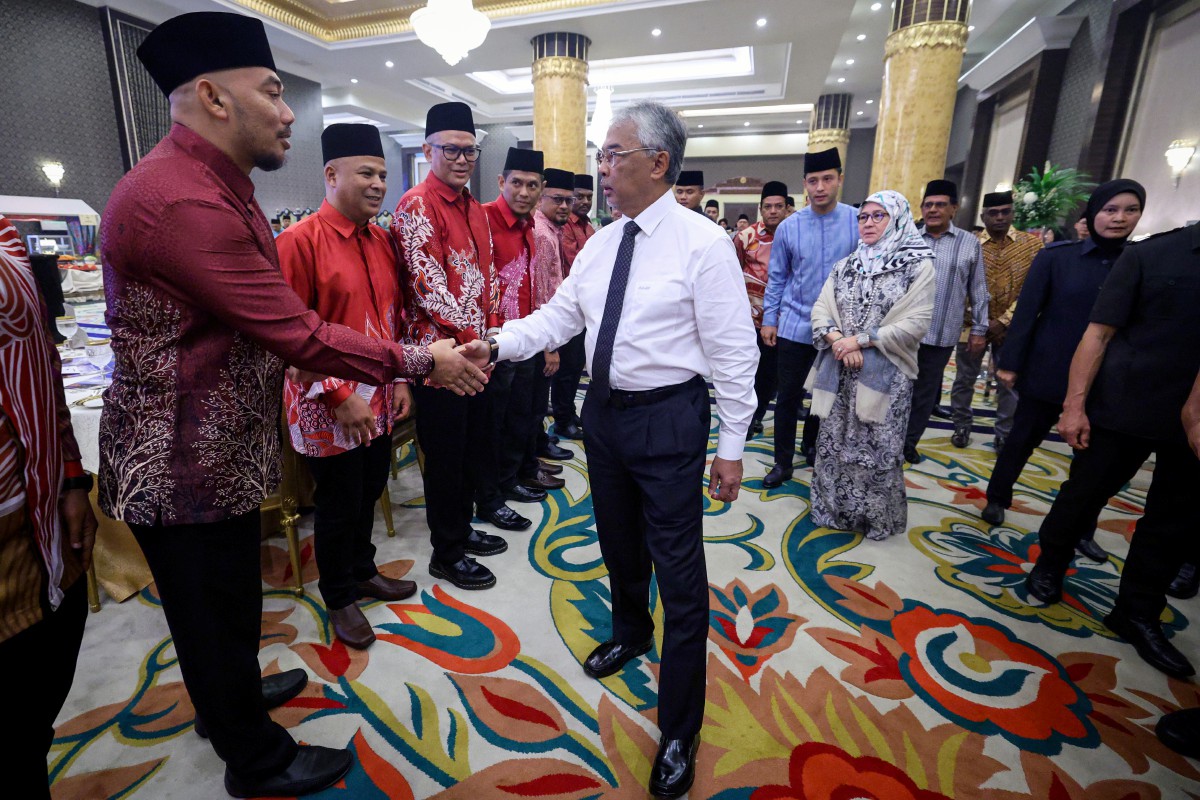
[50,385,1200,799]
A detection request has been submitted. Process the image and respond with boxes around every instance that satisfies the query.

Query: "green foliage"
[1012,162,1094,231]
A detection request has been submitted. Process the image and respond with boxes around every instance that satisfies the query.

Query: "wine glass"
[57,315,78,343]
[85,343,112,377]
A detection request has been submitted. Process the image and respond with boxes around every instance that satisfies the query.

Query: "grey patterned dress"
[810,258,923,539]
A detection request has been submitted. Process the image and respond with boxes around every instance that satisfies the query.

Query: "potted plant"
[1012,162,1094,232]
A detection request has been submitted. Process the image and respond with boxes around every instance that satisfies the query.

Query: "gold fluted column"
[868,0,970,211]
[531,33,591,174]
[809,93,853,200]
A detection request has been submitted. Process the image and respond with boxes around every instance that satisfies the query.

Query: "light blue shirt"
[762,203,859,343]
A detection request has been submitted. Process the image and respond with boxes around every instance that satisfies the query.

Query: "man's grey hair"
[610,101,687,185]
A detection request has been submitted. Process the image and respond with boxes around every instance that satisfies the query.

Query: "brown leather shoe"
[329,603,376,649]
[356,573,417,602]
[521,470,565,490]
[538,460,564,475]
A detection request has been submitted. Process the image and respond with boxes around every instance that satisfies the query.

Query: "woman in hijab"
[809,190,935,540]
[982,180,1147,559]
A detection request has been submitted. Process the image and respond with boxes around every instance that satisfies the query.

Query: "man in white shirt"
[465,101,757,799]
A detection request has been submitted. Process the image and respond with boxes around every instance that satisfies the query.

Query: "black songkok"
[504,147,544,174]
[543,168,574,191]
[762,181,788,201]
[137,12,277,97]
[705,199,720,209]
[982,191,1014,208]
[322,123,384,164]
[676,170,704,187]
[786,196,796,206]
[574,174,594,191]
[923,179,958,203]
[804,148,841,175]
[425,102,476,139]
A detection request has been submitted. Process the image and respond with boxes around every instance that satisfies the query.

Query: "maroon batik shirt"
[99,124,432,527]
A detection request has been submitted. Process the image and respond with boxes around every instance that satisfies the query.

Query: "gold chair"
[380,415,421,538]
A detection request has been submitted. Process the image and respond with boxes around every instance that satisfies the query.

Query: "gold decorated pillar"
[868,0,970,210]
[809,93,852,200]
[531,33,591,174]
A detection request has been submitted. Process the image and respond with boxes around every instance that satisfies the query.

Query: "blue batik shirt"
[762,202,860,343]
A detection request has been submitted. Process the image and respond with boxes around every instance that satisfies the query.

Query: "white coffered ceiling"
[79,0,1079,141]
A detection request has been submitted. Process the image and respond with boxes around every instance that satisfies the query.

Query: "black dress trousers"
[551,330,587,427]
[1035,425,1200,620]
[753,335,779,423]
[773,337,821,466]
[305,433,393,609]
[987,395,1064,507]
[130,511,298,783]
[580,375,710,739]
[904,343,955,450]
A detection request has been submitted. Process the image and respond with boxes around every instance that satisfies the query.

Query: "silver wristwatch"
[856,332,870,348]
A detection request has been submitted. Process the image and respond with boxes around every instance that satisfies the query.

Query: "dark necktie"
[590,220,641,405]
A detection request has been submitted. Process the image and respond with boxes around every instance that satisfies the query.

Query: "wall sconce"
[42,161,65,197]
[1166,140,1196,188]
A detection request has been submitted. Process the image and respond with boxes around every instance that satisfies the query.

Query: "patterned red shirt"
[279,201,406,457]
[735,221,776,329]
[483,195,535,324]
[561,212,594,276]
[393,171,500,345]
[532,210,565,311]
[100,124,432,526]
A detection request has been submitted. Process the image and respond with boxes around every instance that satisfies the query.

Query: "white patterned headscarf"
[850,190,931,287]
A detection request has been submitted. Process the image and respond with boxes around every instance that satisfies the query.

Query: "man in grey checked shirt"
[903,180,988,464]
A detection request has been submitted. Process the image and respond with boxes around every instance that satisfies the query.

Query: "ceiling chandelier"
[411,0,492,67]
[587,86,614,147]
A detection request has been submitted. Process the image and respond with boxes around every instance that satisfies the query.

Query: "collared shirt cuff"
[716,434,745,462]
[969,325,989,337]
[63,460,85,479]
[322,384,354,408]
[494,331,517,362]
[761,312,779,327]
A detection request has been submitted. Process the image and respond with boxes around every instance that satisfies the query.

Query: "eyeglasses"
[857,211,889,224]
[430,144,482,162]
[544,194,574,205]
[596,147,659,166]
[922,200,951,210]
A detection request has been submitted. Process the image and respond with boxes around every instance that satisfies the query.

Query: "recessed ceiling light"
[698,124,704,128]
[744,121,750,126]
[837,77,846,83]
[857,110,864,115]
[350,78,358,84]
[871,2,882,10]
[796,119,804,123]
[968,25,975,32]
[652,28,661,36]
[857,33,866,41]
[385,60,394,68]
[756,18,767,27]
[866,99,874,104]
[846,59,855,65]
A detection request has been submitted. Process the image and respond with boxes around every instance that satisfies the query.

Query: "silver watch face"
[857,333,869,346]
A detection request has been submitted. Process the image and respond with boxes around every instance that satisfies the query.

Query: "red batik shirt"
[393,171,500,345]
[100,124,433,526]
[279,201,406,457]
[735,221,775,329]
[483,195,536,324]
[561,211,594,276]
[532,209,565,311]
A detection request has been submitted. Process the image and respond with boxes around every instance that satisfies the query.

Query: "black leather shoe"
[429,556,496,590]
[538,460,564,475]
[951,424,971,448]
[1075,538,1109,563]
[981,501,1006,526]
[539,441,574,460]
[1168,563,1200,600]
[583,639,654,679]
[225,745,353,798]
[504,484,547,503]
[904,445,922,464]
[1157,708,1200,759]
[649,735,699,799]
[556,421,585,440]
[932,404,951,419]
[1025,566,1063,605]
[1105,610,1196,680]
[196,669,308,738]
[477,505,531,531]
[762,464,793,489]
[463,529,508,557]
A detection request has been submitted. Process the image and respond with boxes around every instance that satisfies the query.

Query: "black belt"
[606,375,704,410]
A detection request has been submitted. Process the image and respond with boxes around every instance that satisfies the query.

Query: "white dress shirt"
[496,187,758,460]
